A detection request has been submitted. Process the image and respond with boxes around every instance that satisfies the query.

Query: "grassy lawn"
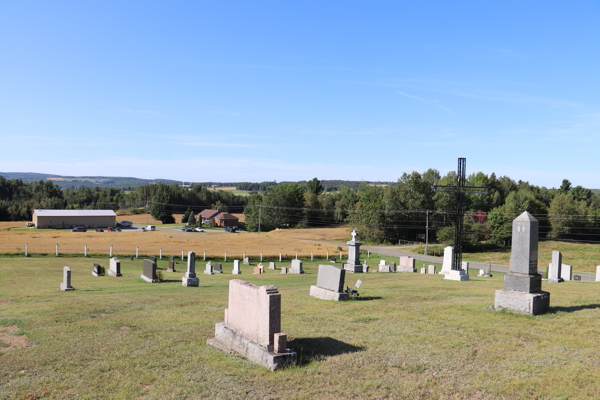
[2,256,600,399]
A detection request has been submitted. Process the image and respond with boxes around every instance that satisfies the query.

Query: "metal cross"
[434,158,491,270]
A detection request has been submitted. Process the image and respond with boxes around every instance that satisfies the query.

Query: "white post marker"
[136,247,139,258]
[24,243,28,257]
[56,243,60,256]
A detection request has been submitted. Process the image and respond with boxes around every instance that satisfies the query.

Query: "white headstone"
[440,246,454,274]
[596,266,600,282]
[548,251,563,283]
[561,264,572,281]
[232,259,241,274]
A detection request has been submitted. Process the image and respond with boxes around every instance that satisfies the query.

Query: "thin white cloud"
[396,91,454,114]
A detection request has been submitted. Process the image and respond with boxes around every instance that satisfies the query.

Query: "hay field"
[2,257,600,399]
[0,221,28,230]
[116,213,184,225]
[0,229,340,258]
[268,227,351,242]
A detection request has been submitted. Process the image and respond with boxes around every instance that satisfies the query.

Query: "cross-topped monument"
[435,158,491,272]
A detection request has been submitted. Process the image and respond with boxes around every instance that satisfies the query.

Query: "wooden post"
[203,250,206,260]
[224,251,227,261]
[56,243,60,256]
[279,252,282,262]
[24,243,28,257]
[136,247,139,258]
[84,245,88,257]
[260,252,263,262]
[160,248,163,259]
[311,252,313,261]
[181,250,184,260]
[109,245,113,257]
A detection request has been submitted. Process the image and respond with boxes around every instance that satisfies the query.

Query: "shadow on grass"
[288,337,364,366]
[549,304,600,313]
[160,279,182,283]
[354,296,383,301]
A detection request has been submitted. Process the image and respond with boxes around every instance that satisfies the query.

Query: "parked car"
[107,227,114,232]
[194,227,204,232]
[139,227,147,232]
[115,227,121,232]
[118,221,133,228]
[72,227,87,232]
[96,228,104,232]
[181,227,194,232]
[146,225,156,231]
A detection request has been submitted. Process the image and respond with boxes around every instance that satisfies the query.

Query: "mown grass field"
[1,256,600,399]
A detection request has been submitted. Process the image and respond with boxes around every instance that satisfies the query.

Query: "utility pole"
[258,205,262,234]
[425,210,429,255]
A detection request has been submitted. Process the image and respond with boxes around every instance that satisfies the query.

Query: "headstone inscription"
[141,259,158,283]
[207,280,297,371]
[182,251,200,287]
[548,251,564,283]
[290,259,304,274]
[108,257,122,277]
[60,266,75,291]
[495,211,550,315]
[310,264,349,301]
[92,263,105,276]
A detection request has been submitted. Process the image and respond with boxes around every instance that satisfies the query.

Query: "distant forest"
[2,172,600,247]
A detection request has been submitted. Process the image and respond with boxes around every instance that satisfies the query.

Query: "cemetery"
[1,220,600,398]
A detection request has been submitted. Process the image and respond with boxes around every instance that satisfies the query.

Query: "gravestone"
[398,256,416,272]
[389,262,397,272]
[596,266,600,282]
[268,262,277,270]
[427,265,437,274]
[257,263,264,273]
[243,257,250,265]
[168,257,177,272]
[141,259,158,283]
[151,256,157,265]
[310,264,348,301]
[207,280,297,371]
[440,246,454,274]
[205,261,214,275]
[60,266,75,291]
[495,211,550,315]
[92,263,105,276]
[420,267,426,274]
[232,260,241,275]
[561,264,573,281]
[379,263,393,273]
[290,259,304,274]
[182,251,200,287]
[574,275,581,281]
[280,267,288,274]
[108,257,122,277]
[253,266,262,274]
[461,261,469,272]
[362,262,369,273]
[214,262,223,274]
[331,257,336,263]
[478,261,492,277]
[548,251,564,283]
[344,230,363,273]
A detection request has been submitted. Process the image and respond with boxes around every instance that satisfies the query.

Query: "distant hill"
[0,172,181,189]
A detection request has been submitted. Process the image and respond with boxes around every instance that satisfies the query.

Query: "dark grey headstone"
[168,259,176,272]
[504,274,542,293]
[510,212,538,275]
[143,259,157,280]
[574,275,581,281]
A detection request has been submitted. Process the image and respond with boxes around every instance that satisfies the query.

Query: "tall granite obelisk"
[495,211,550,315]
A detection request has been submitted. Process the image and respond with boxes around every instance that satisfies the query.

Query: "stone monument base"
[309,285,349,301]
[343,264,363,273]
[108,270,122,277]
[232,270,241,275]
[397,266,416,273]
[207,322,297,371]
[92,271,104,277]
[548,278,564,283]
[59,284,74,291]
[494,289,550,315]
[141,274,159,283]
[444,269,469,281]
[182,276,199,287]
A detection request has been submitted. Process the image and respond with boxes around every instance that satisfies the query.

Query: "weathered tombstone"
[60,266,75,291]
[344,230,363,273]
[398,256,416,272]
[389,262,397,272]
[92,263,105,276]
[108,257,122,277]
[204,261,214,275]
[151,256,157,265]
[331,257,337,263]
[280,267,288,274]
[495,211,550,315]
[182,251,199,287]
[440,246,454,274]
[461,261,469,272]
[253,266,262,274]
[310,264,349,301]
[574,275,581,281]
[243,257,250,265]
[232,260,241,274]
[561,264,573,281]
[548,251,564,283]
[268,262,277,270]
[207,280,297,371]
[379,263,393,273]
[362,262,369,273]
[290,259,304,274]
[168,257,177,272]
[141,259,158,283]
[478,261,492,277]
[420,267,426,274]
[84,245,88,257]
[214,262,223,274]
[257,263,264,273]
[56,243,60,256]
[596,266,600,282]
[427,265,437,274]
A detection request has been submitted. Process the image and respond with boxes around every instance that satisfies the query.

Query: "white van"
[146,225,156,231]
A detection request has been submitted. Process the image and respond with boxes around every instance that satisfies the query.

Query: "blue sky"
[1,1,600,187]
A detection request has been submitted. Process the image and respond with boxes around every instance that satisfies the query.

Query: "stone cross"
[351,230,357,242]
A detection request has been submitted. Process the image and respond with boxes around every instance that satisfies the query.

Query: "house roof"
[198,209,221,219]
[214,212,238,220]
[33,209,117,217]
